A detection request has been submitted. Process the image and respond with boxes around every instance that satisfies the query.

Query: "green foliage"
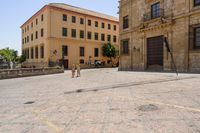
[102,43,117,59]
[16,54,26,64]
[0,48,17,62]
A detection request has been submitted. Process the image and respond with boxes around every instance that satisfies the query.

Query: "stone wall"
[0,67,64,80]
[119,0,200,72]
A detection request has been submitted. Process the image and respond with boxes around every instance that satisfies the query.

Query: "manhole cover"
[138,104,158,112]
[24,101,35,105]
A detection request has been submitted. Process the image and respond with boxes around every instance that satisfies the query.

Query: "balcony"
[143,9,164,22]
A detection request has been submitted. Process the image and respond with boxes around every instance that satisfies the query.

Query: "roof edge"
[20,3,119,28]
[48,3,119,21]
[20,5,48,28]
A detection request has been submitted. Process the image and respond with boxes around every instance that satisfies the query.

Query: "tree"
[0,48,17,62]
[102,43,118,64]
[16,54,26,64]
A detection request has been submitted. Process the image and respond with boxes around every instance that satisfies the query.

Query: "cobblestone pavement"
[0,68,200,133]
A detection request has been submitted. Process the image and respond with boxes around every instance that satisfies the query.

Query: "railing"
[143,9,164,22]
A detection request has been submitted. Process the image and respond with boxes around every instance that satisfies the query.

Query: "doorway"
[147,36,164,70]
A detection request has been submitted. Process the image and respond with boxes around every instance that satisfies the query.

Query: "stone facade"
[119,0,200,72]
[21,3,119,69]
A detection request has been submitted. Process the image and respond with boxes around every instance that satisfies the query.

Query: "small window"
[40,46,44,58]
[71,29,76,38]
[194,27,200,48]
[27,25,29,31]
[31,48,34,59]
[27,36,29,43]
[121,40,129,54]
[151,2,161,19]
[63,14,67,21]
[108,24,111,30]
[101,34,105,41]
[31,33,33,41]
[87,32,92,39]
[194,0,200,6]
[35,47,38,59]
[72,16,76,23]
[80,47,85,57]
[102,22,105,28]
[123,16,129,29]
[35,31,38,39]
[62,28,68,37]
[62,46,68,56]
[41,14,44,21]
[80,59,84,64]
[88,20,91,26]
[25,37,26,43]
[94,48,99,57]
[113,35,117,43]
[22,39,24,44]
[36,19,38,25]
[95,33,98,40]
[41,28,44,37]
[80,30,84,39]
[107,35,111,42]
[114,25,117,31]
[95,21,98,27]
[27,49,29,59]
[31,22,33,28]
[80,18,84,24]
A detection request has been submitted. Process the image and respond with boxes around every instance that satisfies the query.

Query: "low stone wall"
[0,67,64,80]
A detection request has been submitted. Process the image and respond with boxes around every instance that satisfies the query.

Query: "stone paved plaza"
[0,68,200,133]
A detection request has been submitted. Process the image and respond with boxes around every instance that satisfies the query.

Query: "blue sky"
[0,0,119,54]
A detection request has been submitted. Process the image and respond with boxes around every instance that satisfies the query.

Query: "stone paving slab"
[0,68,200,133]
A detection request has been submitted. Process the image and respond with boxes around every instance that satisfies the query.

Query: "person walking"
[76,64,81,77]
[72,64,76,78]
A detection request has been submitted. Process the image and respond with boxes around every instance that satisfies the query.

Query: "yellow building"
[21,3,119,69]
[119,0,200,72]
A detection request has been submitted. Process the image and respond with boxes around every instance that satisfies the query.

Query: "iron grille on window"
[143,9,164,22]
[122,40,129,55]
[151,2,161,19]
[123,16,129,29]
[194,27,200,48]
[194,0,200,6]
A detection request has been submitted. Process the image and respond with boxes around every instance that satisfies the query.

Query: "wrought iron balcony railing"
[143,9,164,22]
